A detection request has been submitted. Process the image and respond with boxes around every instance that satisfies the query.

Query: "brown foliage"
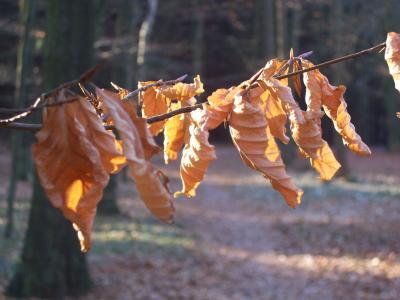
[33,91,126,252]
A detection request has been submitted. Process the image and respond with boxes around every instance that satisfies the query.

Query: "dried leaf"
[174,111,216,198]
[139,76,204,136]
[292,59,303,99]
[249,86,290,144]
[385,32,400,93]
[291,111,341,180]
[202,88,233,128]
[301,60,371,156]
[288,65,341,180]
[160,75,204,102]
[163,101,187,164]
[111,82,130,99]
[229,90,303,208]
[97,88,174,223]
[258,59,305,126]
[33,91,126,252]
[139,81,170,136]
[261,59,289,86]
[174,95,230,197]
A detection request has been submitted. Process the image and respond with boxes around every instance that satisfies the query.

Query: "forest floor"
[1,145,400,300]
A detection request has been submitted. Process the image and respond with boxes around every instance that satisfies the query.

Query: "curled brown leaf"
[97,88,175,224]
[33,91,126,252]
[301,60,371,156]
[229,90,303,208]
[385,32,400,93]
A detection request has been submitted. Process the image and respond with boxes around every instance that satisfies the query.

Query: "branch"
[3,103,206,130]
[147,103,204,124]
[0,64,101,124]
[0,41,388,130]
[275,42,386,80]
[122,74,188,101]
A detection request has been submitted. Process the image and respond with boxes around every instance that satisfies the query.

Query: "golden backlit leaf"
[249,86,290,144]
[160,75,204,102]
[139,81,170,136]
[163,101,187,164]
[301,60,371,156]
[111,82,130,99]
[207,88,230,107]
[385,32,400,93]
[258,59,305,126]
[202,88,233,128]
[33,91,126,252]
[124,101,160,160]
[292,59,303,99]
[97,88,174,223]
[174,98,231,197]
[291,111,341,180]
[139,76,204,136]
[289,65,341,180]
[229,90,303,208]
[261,59,289,86]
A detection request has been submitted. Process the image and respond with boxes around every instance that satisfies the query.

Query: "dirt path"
[84,146,400,300]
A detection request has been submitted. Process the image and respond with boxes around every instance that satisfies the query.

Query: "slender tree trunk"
[7,1,95,297]
[100,0,142,212]
[263,0,275,58]
[98,175,120,215]
[16,0,36,182]
[127,0,140,86]
[290,3,302,54]
[275,0,287,59]
[329,0,349,177]
[193,0,204,75]
[4,0,36,238]
[137,0,158,80]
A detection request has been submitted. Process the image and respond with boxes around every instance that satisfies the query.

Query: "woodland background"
[0,0,400,299]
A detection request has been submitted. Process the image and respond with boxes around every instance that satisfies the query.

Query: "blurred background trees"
[0,0,399,298]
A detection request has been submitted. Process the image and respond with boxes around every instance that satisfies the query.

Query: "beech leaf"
[174,94,231,197]
[139,81,170,136]
[163,101,188,164]
[385,32,400,93]
[301,60,371,156]
[249,86,290,144]
[160,75,204,102]
[97,88,175,224]
[33,91,126,252]
[291,111,341,180]
[229,90,303,208]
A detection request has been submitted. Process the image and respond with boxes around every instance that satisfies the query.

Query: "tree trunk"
[137,0,159,80]
[331,0,349,177]
[100,0,142,213]
[275,0,287,59]
[263,0,275,58]
[193,0,204,75]
[98,175,120,215]
[4,0,36,238]
[7,0,95,297]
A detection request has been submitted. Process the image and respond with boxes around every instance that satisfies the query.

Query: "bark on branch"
[0,41,388,131]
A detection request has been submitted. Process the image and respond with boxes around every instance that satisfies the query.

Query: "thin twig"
[275,42,386,80]
[246,50,313,90]
[2,102,206,130]
[0,41,388,131]
[0,64,101,124]
[122,74,188,101]
[147,103,204,124]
